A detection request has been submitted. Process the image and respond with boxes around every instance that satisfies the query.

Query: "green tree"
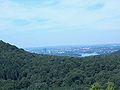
[106,82,114,90]
[90,83,103,90]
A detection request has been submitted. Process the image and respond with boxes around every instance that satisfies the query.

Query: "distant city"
[25,44,120,57]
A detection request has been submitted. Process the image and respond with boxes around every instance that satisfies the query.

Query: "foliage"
[90,82,115,90]
[106,82,114,90]
[90,83,103,90]
[0,40,120,90]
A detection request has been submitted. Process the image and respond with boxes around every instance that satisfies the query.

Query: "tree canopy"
[0,41,120,90]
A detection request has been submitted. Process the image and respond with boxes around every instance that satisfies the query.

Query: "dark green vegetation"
[0,40,120,90]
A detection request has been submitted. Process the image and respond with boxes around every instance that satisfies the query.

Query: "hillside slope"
[0,40,120,90]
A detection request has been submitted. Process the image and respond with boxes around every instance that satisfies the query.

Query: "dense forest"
[0,40,120,90]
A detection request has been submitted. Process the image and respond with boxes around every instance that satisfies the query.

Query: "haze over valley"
[25,44,120,57]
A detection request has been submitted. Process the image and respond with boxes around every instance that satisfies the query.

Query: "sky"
[0,0,120,48]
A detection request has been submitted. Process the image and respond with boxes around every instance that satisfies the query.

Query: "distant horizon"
[2,40,120,48]
[24,42,120,49]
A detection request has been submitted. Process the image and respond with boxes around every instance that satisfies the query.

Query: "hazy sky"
[0,0,120,48]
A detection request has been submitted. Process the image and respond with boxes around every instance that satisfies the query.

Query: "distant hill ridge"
[0,40,120,90]
[109,50,120,56]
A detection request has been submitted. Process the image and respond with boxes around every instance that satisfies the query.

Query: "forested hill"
[0,40,18,51]
[0,40,120,90]
[108,50,120,56]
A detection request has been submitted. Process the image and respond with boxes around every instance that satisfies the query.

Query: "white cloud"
[0,0,120,31]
